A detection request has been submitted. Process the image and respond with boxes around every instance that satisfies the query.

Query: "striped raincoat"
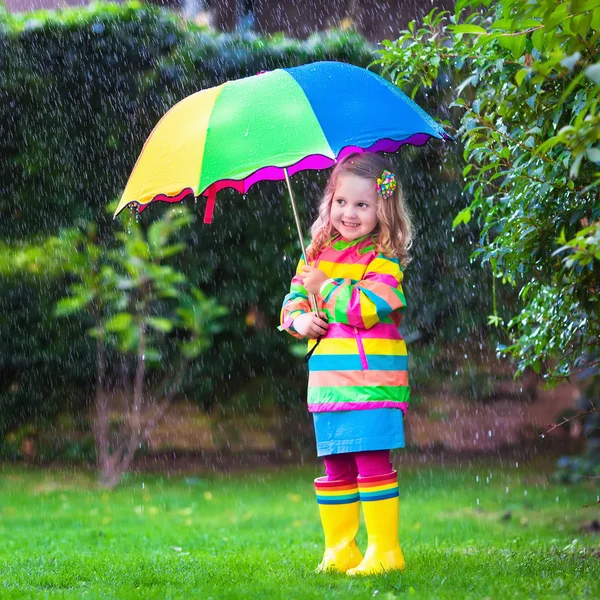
[280,234,409,414]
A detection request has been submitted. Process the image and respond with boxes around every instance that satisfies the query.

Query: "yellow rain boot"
[347,471,406,576]
[314,476,363,573]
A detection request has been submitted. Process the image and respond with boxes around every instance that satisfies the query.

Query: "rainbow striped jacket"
[280,234,409,414]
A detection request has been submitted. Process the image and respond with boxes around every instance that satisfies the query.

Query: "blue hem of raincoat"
[313,408,405,457]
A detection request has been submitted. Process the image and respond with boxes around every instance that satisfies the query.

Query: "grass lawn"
[0,456,599,599]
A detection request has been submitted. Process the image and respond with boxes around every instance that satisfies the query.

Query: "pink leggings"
[324,450,392,481]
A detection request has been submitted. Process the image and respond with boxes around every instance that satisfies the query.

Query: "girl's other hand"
[293,311,329,339]
[301,265,329,295]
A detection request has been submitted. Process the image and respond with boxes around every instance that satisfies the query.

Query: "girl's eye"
[336,199,345,205]
[358,203,367,208]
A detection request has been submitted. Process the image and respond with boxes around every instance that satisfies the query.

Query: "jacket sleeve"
[278,257,311,339]
[319,254,406,329]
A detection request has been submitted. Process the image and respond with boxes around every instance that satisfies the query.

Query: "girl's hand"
[301,266,329,295]
[293,311,329,339]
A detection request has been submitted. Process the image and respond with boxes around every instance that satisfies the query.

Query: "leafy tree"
[376,0,599,387]
[3,206,227,487]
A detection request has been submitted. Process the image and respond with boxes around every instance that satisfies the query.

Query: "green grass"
[0,457,599,599]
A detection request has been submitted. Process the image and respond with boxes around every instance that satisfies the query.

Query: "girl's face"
[330,173,379,241]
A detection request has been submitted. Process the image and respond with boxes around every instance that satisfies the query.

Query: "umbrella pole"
[283,168,318,313]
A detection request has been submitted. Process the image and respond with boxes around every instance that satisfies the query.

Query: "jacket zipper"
[312,256,323,312]
[354,327,369,370]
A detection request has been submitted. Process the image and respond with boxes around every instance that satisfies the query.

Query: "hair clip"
[376,170,397,200]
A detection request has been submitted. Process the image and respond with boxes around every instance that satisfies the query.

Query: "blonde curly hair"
[307,152,413,267]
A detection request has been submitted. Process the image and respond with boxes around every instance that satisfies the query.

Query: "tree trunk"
[93,316,191,488]
[92,317,113,486]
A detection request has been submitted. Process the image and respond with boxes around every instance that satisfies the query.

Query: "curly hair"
[307,152,414,267]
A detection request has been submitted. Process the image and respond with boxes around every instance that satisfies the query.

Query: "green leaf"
[86,327,104,340]
[55,296,89,317]
[104,313,133,332]
[497,34,526,59]
[147,222,167,251]
[452,206,472,229]
[515,68,530,86]
[571,12,592,37]
[531,29,545,53]
[147,316,174,333]
[491,18,541,31]
[546,3,569,29]
[157,286,182,299]
[592,7,600,31]
[180,339,210,360]
[129,239,150,260]
[155,243,187,259]
[118,326,139,353]
[450,24,487,34]
[571,0,600,13]
[536,134,563,155]
[449,98,467,108]
[490,19,514,30]
[487,314,504,327]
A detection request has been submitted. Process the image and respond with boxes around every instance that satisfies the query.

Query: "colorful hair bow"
[376,170,397,200]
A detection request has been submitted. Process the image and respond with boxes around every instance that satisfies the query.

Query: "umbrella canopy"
[113,61,450,221]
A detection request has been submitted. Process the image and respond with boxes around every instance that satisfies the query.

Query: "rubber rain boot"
[347,471,405,576]
[314,476,363,573]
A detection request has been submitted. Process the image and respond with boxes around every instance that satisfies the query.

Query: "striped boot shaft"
[314,477,360,505]
[357,471,399,502]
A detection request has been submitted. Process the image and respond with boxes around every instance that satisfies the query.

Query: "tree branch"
[542,407,598,436]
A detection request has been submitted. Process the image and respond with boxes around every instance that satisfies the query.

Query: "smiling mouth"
[342,221,360,227]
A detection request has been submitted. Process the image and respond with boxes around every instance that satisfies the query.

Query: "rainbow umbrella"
[114,61,451,308]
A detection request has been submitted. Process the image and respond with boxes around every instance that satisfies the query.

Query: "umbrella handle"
[284,168,319,313]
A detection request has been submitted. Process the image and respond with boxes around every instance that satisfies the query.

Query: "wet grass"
[0,457,599,599]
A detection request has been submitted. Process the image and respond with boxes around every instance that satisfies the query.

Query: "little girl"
[279,152,411,576]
